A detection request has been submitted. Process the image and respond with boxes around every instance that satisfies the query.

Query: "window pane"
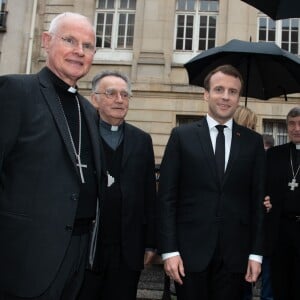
[120,0,128,8]
[120,0,136,9]
[127,23,135,36]
[178,15,185,26]
[199,27,206,38]
[200,0,219,12]
[177,27,184,38]
[185,38,192,50]
[117,36,124,46]
[200,15,207,26]
[207,39,215,49]
[187,15,194,26]
[97,0,106,9]
[209,16,216,26]
[208,27,215,38]
[291,30,298,41]
[259,30,266,41]
[119,24,125,35]
[177,0,195,11]
[129,0,136,9]
[282,30,289,42]
[107,0,114,9]
[269,30,275,41]
[259,17,267,28]
[186,27,193,38]
[281,42,289,51]
[176,39,183,49]
[198,39,206,50]
[177,0,186,10]
[187,0,195,10]
[106,13,113,25]
[98,0,114,9]
[126,36,133,47]
[291,43,298,53]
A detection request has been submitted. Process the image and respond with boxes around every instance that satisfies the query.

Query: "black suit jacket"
[157,118,265,273]
[0,67,102,297]
[93,122,156,272]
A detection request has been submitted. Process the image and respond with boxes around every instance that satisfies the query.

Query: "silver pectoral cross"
[76,155,87,184]
[107,172,115,187]
[288,178,299,191]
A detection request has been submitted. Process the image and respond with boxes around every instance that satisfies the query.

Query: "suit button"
[65,225,73,231]
[71,193,78,201]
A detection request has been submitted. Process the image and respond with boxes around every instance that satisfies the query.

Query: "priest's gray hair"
[287,106,300,122]
[92,71,132,93]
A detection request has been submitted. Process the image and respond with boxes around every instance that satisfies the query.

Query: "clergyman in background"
[78,70,156,300]
[265,106,300,300]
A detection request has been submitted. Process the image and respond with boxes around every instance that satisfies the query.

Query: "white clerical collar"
[100,119,124,132]
[296,144,300,150]
[68,86,77,94]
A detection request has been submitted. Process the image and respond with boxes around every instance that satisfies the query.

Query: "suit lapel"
[122,123,132,168]
[79,97,102,182]
[38,69,78,171]
[224,122,241,182]
[196,118,219,180]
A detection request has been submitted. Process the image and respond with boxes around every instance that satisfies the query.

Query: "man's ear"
[203,90,209,101]
[90,94,99,109]
[42,32,52,52]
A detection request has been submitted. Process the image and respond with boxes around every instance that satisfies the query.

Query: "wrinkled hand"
[144,250,157,266]
[164,255,185,285]
[263,195,272,213]
[245,260,261,283]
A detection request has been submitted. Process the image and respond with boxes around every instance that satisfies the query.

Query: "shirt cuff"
[249,254,263,263]
[161,251,180,260]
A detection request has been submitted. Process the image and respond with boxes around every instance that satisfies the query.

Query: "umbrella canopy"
[184,39,300,104]
[241,0,300,20]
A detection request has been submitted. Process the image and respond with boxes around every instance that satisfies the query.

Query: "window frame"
[263,118,287,146]
[258,16,300,55]
[94,0,136,61]
[173,0,219,64]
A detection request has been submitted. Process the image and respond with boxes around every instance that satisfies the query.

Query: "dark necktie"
[215,125,226,181]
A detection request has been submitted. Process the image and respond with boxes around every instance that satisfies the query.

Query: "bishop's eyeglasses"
[94,88,132,101]
[52,34,96,55]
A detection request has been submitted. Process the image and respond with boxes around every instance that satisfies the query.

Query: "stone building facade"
[0,0,299,163]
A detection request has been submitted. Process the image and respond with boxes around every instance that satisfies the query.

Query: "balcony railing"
[0,11,8,31]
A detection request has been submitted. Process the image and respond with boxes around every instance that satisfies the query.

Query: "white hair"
[48,12,94,34]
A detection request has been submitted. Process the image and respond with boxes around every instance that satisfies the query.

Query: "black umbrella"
[184,39,300,105]
[241,0,300,20]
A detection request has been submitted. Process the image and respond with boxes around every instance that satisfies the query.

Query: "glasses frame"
[51,34,96,55]
[94,88,132,101]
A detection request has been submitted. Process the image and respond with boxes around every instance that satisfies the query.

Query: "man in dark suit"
[0,12,102,300]
[78,71,157,300]
[266,106,300,300]
[157,65,266,300]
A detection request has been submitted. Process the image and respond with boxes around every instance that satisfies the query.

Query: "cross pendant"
[288,178,298,191]
[76,155,87,184]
